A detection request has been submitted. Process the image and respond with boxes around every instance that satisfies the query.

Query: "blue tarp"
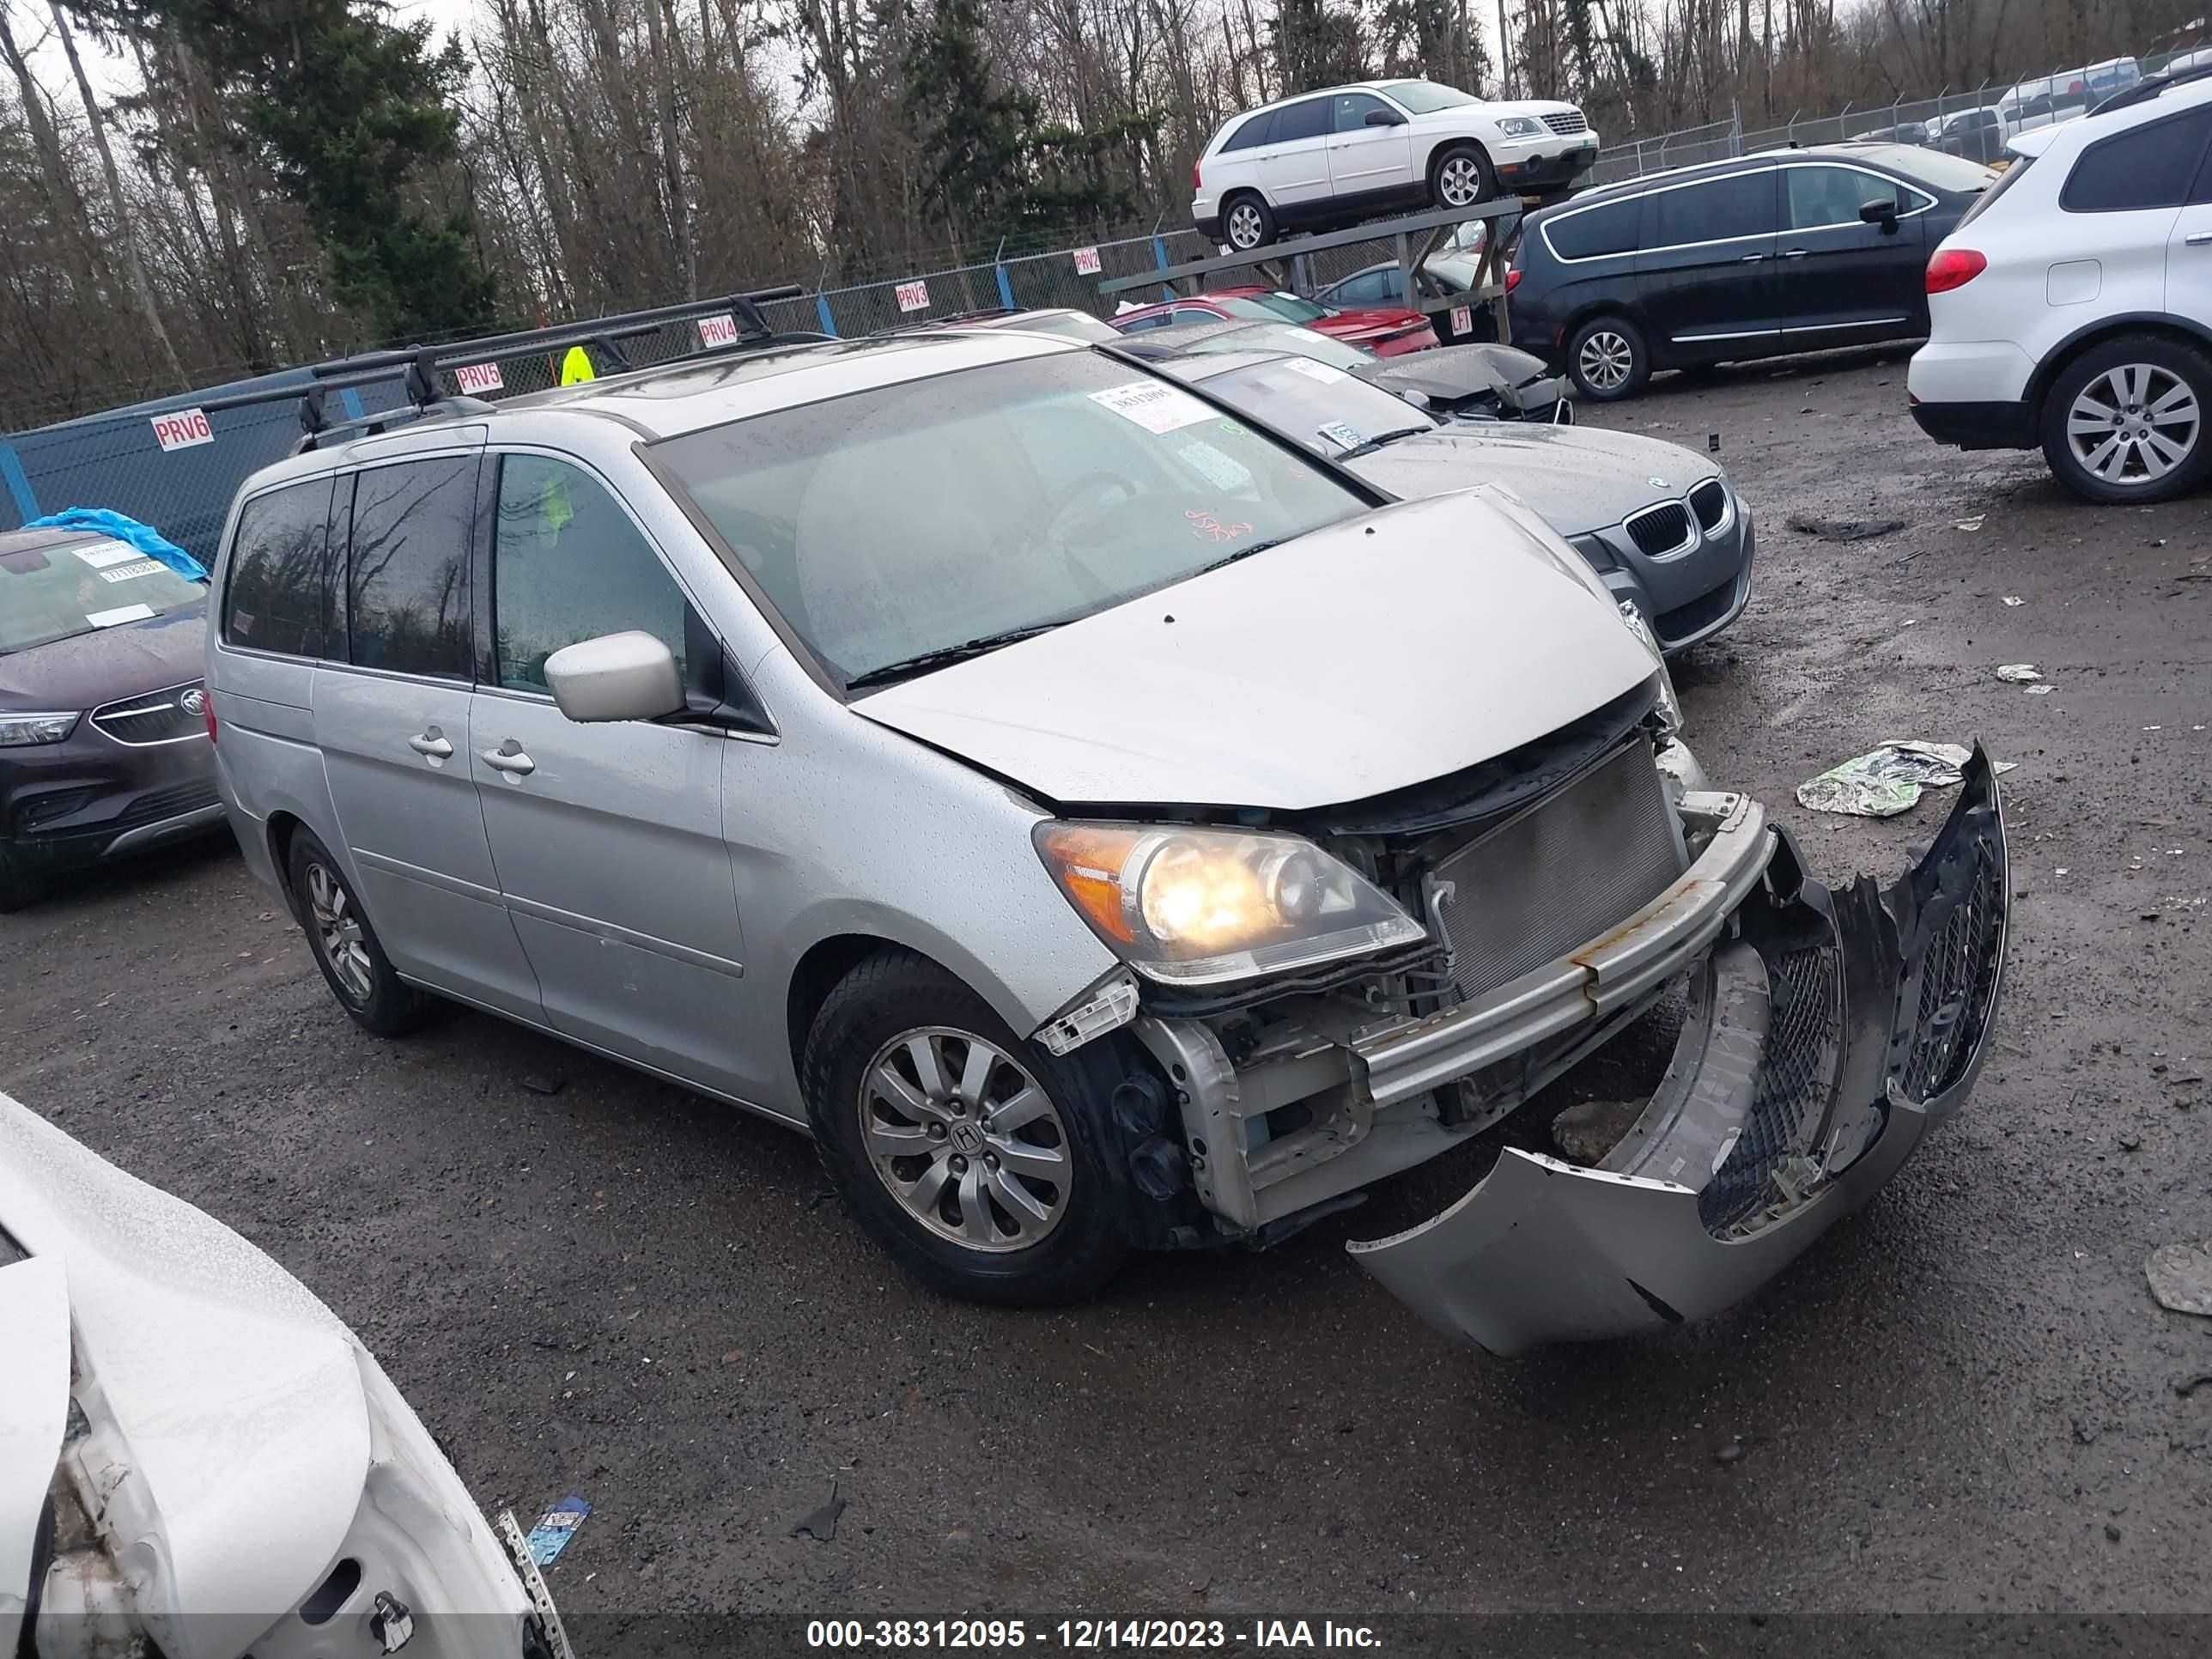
[26,508,209,581]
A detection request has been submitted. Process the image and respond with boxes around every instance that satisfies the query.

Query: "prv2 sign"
[149,408,213,453]
[1073,247,1103,276]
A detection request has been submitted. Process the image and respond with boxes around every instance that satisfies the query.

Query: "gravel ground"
[4,345,2209,1631]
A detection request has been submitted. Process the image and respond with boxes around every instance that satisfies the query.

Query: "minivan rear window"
[1544,198,1639,259]
[1272,99,1330,143]
[346,456,477,678]
[222,477,341,657]
[1650,172,1777,246]
[1221,110,1275,152]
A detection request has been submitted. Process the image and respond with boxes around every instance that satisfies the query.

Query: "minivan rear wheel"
[2041,334,2212,504]
[1223,192,1275,252]
[287,829,429,1037]
[1568,314,1650,400]
[803,947,1133,1305]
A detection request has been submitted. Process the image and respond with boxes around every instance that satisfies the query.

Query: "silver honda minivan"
[206,329,2008,1353]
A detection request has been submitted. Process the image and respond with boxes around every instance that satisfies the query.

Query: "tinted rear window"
[222,477,340,657]
[346,456,476,678]
[1222,111,1275,152]
[1544,198,1640,258]
[2063,107,2212,211]
[1273,99,1329,143]
[1650,172,1777,246]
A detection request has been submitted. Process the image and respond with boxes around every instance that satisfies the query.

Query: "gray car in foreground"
[1156,348,1755,652]
[206,328,2006,1352]
[0,526,223,908]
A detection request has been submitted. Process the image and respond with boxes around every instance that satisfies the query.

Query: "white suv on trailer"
[1191,79,1598,252]
[1908,66,2212,501]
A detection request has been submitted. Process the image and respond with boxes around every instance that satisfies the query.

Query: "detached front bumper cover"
[1350,747,2008,1354]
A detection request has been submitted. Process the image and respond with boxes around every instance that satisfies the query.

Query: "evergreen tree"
[902,0,1143,246]
[63,0,496,342]
[1270,0,1371,93]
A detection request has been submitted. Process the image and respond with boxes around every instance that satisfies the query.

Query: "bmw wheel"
[1568,314,1650,401]
[803,947,1135,1304]
[1223,193,1275,252]
[2042,334,2212,504]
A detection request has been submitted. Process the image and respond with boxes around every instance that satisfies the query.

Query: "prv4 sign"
[149,409,213,453]
[696,313,741,349]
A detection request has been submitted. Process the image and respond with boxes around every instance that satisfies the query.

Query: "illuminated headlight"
[0,712,79,747]
[1034,823,1425,986]
[1617,602,1683,737]
[1495,116,1545,137]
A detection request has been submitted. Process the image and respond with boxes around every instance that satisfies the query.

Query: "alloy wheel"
[305,859,374,1005]
[859,1027,1071,1253]
[1577,329,1634,393]
[2066,363,2200,488]
[1438,155,1484,207]
[1226,202,1264,249]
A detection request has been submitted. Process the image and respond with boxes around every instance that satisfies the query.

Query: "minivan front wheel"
[803,948,1132,1304]
[1223,193,1275,252]
[2042,335,2212,504]
[287,829,428,1037]
[1568,314,1650,400]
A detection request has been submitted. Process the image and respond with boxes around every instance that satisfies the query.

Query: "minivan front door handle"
[2188,231,2212,246]
[407,729,453,760]
[481,740,536,778]
[1782,248,1808,258]
[1740,253,1768,263]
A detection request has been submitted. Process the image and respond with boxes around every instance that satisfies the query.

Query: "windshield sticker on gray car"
[1317,421,1364,452]
[84,603,155,628]
[1089,380,1214,434]
[1282,358,1349,384]
[1176,440,1255,492]
[96,559,167,584]
[73,544,145,571]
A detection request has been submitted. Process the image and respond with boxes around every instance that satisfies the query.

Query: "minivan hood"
[1345,424,1720,537]
[0,601,207,712]
[0,1092,369,1643]
[854,490,1655,811]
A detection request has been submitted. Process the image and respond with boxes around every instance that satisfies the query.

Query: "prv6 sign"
[149,408,213,453]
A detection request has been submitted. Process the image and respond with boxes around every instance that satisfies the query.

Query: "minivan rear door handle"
[481,739,536,777]
[1740,253,1768,263]
[1781,248,1808,258]
[2187,230,2212,246]
[407,729,453,760]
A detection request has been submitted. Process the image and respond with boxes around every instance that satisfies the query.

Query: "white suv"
[1908,68,2212,501]
[1191,79,1598,252]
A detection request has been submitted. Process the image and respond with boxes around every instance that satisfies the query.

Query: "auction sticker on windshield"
[1090,380,1214,434]
[1317,421,1364,451]
[1282,358,1349,384]
[74,544,147,571]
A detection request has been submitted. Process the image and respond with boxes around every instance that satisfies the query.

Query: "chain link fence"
[1592,39,2207,183]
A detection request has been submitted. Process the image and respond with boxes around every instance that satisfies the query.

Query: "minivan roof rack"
[198,286,820,451]
[2091,60,2212,114]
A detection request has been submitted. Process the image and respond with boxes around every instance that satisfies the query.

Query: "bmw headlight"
[1617,602,1683,737]
[1034,823,1425,986]
[0,712,79,747]
[1495,116,1544,137]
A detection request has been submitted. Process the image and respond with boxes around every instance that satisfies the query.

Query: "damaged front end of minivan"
[1086,708,2006,1355]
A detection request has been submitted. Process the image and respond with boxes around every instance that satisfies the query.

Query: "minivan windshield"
[1381,80,1478,114]
[0,535,206,656]
[1864,143,1999,194]
[654,352,1369,688]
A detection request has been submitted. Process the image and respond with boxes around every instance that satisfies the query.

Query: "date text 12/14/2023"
[805,1620,1383,1649]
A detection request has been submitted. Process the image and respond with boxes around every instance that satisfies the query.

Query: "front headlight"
[0,712,79,747]
[1617,602,1683,736]
[1034,822,1425,986]
[1495,116,1544,137]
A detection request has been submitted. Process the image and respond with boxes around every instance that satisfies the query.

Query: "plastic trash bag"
[1797,741,2014,818]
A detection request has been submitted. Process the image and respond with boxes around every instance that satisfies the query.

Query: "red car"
[1110,286,1437,356]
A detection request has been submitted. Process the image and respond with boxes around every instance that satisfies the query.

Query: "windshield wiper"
[1194,535,1294,575]
[844,623,1065,691]
[1334,427,1435,459]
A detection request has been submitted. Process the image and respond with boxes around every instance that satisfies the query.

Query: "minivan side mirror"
[544,631,685,723]
[1364,108,1407,127]
[1859,198,1900,231]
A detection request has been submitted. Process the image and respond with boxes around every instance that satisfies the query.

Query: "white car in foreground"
[1908,66,2212,501]
[0,1091,568,1659]
[1190,78,1598,252]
